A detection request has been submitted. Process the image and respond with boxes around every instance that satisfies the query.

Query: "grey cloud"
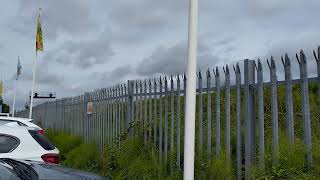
[43,32,114,69]
[107,0,188,43]
[135,40,228,76]
[19,61,64,87]
[11,0,96,39]
[93,65,135,88]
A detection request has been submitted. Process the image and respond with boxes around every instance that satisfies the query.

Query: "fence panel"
[16,48,320,179]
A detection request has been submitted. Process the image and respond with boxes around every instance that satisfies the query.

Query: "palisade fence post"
[159,77,163,163]
[256,59,265,170]
[85,96,88,142]
[115,87,118,142]
[164,77,169,165]
[313,47,320,107]
[131,82,135,136]
[183,74,186,156]
[119,86,122,138]
[296,50,313,167]
[101,90,105,148]
[99,92,103,149]
[116,88,119,139]
[55,100,57,130]
[108,88,112,145]
[122,85,125,135]
[83,92,88,143]
[112,88,115,142]
[153,79,158,144]
[119,86,122,135]
[206,69,212,161]
[106,90,109,145]
[108,90,111,143]
[127,81,132,135]
[214,67,221,156]
[176,75,181,168]
[88,94,92,142]
[281,54,294,144]
[224,65,231,161]
[267,57,279,166]
[233,63,242,180]
[93,93,97,144]
[144,80,148,144]
[244,59,255,178]
[170,76,175,155]
[198,71,203,157]
[148,80,152,142]
[104,90,108,146]
[135,81,139,135]
[112,87,115,143]
[114,87,118,141]
[140,81,143,134]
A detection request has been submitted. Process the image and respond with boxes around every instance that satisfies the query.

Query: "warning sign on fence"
[87,102,93,115]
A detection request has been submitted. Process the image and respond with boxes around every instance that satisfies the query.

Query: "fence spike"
[296,53,301,64]
[206,68,211,78]
[313,49,318,62]
[215,67,219,77]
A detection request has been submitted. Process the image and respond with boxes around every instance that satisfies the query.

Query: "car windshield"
[0,158,38,180]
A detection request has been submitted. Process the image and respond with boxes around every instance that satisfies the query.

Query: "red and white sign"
[87,102,93,115]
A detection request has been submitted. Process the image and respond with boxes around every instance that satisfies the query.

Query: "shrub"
[64,143,99,171]
[45,129,82,161]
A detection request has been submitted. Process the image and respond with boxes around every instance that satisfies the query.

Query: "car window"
[0,135,19,153]
[17,122,27,127]
[28,130,55,150]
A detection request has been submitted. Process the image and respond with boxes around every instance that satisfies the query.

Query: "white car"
[0,126,59,164]
[0,116,44,134]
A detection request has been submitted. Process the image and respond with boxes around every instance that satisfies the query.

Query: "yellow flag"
[36,9,43,52]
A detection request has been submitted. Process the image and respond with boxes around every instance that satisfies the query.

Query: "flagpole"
[183,0,198,179]
[29,52,37,119]
[12,77,17,117]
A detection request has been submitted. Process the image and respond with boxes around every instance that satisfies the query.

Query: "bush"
[64,143,99,171]
[45,129,82,161]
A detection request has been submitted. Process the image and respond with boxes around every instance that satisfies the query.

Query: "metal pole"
[177,76,181,168]
[297,50,313,167]
[313,47,320,109]
[170,76,175,154]
[244,59,255,178]
[233,63,241,180]
[268,57,279,166]
[206,69,211,161]
[153,79,158,144]
[164,77,168,165]
[224,65,231,161]
[282,54,294,144]
[214,67,221,156]
[257,59,265,169]
[198,71,203,158]
[29,52,38,119]
[183,0,198,178]
[12,78,17,117]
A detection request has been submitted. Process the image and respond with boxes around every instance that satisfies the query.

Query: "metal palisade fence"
[17,47,320,179]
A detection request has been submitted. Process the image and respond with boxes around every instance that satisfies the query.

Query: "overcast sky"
[1,0,320,111]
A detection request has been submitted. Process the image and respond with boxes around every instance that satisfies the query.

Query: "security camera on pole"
[29,8,44,119]
[183,0,198,179]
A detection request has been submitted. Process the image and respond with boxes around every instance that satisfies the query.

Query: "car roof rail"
[0,113,10,117]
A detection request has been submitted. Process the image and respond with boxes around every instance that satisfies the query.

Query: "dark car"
[0,158,109,180]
